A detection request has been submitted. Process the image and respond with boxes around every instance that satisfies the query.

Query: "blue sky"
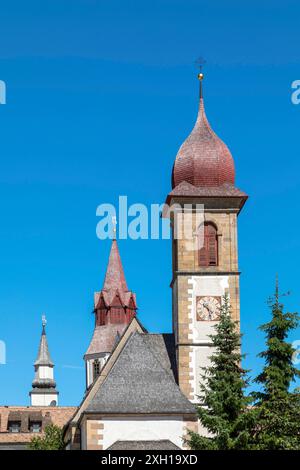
[0,0,300,405]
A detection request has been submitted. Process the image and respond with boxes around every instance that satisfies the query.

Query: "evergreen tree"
[29,424,64,450]
[187,294,253,450]
[251,280,300,450]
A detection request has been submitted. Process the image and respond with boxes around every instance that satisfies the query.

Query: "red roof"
[95,239,136,308]
[85,324,127,356]
[86,240,137,358]
[172,97,235,189]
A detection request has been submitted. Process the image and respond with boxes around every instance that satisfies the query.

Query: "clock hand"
[203,302,213,320]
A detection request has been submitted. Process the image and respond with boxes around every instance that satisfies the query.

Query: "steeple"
[101,239,129,305]
[30,316,59,406]
[34,317,54,367]
[172,73,235,189]
[84,239,137,389]
[166,72,247,402]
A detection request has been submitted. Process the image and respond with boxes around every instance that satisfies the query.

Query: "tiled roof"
[172,97,235,188]
[0,406,77,445]
[88,239,138,358]
[85,332,196,415]
[84,324,127,356]
[95,239,136,308]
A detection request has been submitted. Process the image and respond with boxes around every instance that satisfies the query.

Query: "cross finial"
[194,56,206,99]
[42,314,47,328]
[112,216,117,239]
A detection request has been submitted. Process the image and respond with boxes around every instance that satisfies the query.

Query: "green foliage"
[187,294,254,450]
[251,281,300,450]
[29,424,64,450]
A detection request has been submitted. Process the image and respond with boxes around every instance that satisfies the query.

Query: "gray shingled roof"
[34,325,54,367]
[108,440,181,450]
[168,181,247,198]
[85,332,196,415]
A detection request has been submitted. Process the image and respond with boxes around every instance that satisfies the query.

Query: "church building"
[0,73,247,450]
[64,73,247,450]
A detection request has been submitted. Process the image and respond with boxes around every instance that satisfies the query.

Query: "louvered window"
[198,223,218,266]
[93,359,101,379]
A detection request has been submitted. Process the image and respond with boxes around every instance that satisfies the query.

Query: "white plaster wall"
[86,354,110,388]
[37,366,53,380]
[188,275,229,401]
[86,360,93,388]
[101,416,184,450]
[188,275,229,343]
[31,393,58,406]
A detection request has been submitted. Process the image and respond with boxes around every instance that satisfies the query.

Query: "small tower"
[84,238,137,389]
[30,316,59,406]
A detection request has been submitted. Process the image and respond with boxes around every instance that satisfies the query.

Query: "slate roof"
[85,332,196,415]
[108,440,181,450]
[34,325,54,367]
[168,181,247,198]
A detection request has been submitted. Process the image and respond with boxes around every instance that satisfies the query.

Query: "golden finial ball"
[197,73,204,80]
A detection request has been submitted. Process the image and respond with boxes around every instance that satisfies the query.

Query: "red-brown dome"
[172,97,235,188]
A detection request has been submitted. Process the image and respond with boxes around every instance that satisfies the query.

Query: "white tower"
[30,316,59,406]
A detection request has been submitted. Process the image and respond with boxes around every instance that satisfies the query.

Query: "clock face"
[196,296,221,321]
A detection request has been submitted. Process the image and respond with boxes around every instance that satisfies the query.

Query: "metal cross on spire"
[194,56,206,99]
[41,314,47,335]
[112,216,117,239]
[42,314,47,328]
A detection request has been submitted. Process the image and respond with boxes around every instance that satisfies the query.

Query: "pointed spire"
[103,239,128,295]
[30,317,58,406]
[34,315,54,367]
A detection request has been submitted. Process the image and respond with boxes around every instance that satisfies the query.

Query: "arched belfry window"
[93,359,101,380]
[198,222,218,267]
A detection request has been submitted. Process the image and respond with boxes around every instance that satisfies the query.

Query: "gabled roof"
[66,318,145,430]
[85,331,195,415]
[34,325,54,367]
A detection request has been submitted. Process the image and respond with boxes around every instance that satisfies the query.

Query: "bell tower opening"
[198,222,218,267]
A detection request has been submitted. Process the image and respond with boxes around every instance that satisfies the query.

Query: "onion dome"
[172,75,235,189]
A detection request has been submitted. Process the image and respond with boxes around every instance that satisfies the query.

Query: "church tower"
[84,238,137,389]
[166,74,247,402]
[30,317,59,406]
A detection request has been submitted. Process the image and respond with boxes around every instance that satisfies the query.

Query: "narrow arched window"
[198,223,218,267]
[93,359,101,379]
